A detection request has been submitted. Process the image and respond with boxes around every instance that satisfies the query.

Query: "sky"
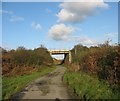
[1,1,118,59]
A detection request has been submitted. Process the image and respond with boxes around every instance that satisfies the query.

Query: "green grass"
[2,66,56,100]
[64,71,119,99]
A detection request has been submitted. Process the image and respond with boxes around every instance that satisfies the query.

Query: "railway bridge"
[49,50,72,63]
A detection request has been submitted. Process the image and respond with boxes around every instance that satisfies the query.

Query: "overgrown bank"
[2,45,53,76]
[64,42,120,99]
[1,45,55,100]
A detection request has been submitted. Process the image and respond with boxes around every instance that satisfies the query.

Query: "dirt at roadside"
[12,66,73,100]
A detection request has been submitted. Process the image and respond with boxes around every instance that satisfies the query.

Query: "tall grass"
[2,66,56,100]
[64,71,119,99]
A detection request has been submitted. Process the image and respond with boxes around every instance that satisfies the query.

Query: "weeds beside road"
[2,66,56,100]
[63,70,120,99]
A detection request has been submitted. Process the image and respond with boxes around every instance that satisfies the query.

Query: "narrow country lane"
[12,66,73,100]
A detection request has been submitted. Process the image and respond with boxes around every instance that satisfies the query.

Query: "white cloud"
[68,36,97,45]
[57,0,109,23]
[105,33,118,38]
[31,22,42,31]
[9,15,24,22]
[48,0,109,46]
[76,37,97,45]
[45,8,52,13]
[0,10,13,14]
[48,23,74,41]
[48,23,96,45]
[0,10,24,22]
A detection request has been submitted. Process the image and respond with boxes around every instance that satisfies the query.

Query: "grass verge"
[63,71,119,99]
[2,66,56,100]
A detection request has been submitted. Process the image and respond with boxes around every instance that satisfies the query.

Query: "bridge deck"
[50,50,69,54]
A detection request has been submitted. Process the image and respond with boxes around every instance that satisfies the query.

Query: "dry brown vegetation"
[1,46,53,76]
[65,42,120,86]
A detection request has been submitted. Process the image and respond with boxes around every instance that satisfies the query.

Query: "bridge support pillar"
[69,51,72,63]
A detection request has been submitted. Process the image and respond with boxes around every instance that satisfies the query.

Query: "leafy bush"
[97,49,120,84]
